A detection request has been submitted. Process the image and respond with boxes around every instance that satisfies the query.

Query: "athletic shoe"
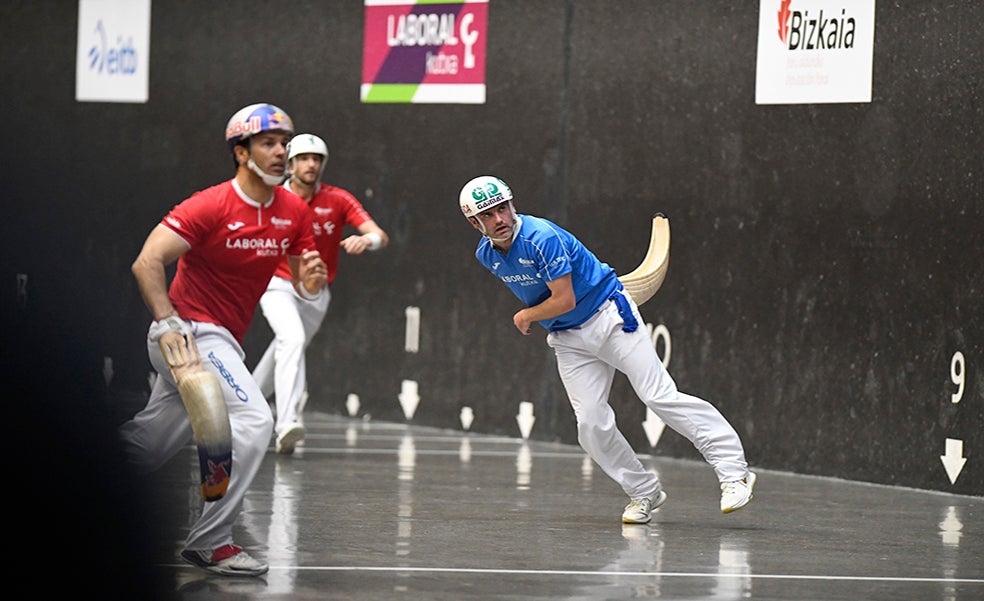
[720,471,757,514]
[276,423,305,455]
[621,490,668,524]
[180,544,268,577]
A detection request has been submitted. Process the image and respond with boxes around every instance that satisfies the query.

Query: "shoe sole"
[276,426,305,455]
[207,564,269,577]
[622,490,668,524]
[722,471,757,514]
[180,550,269,577]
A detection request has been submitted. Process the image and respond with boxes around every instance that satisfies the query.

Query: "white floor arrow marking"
[516,401,535,439]
[940,438,967,485]
[346,393,361,417]
[642,409,666,447]
[398,380,420,420]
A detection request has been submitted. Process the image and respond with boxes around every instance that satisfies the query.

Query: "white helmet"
[287,133,329,181]
[287,133,329,161]
[459,175,513,218]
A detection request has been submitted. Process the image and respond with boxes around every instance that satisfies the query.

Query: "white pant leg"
[121,321,274,552]
[254,278,329,437]
[118,370,195,473]
[548,323,661,500]
[594,294,749,483]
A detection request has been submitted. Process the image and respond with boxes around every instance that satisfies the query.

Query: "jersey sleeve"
[338,188,372,228]
[161,190,217,247]
[533,231,573,282]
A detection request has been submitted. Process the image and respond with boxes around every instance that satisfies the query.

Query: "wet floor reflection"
[516,442,532,490]
[161,415,984,600]
[713,533,751,599]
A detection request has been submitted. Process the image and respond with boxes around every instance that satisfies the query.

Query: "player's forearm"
[358,222,388,249]
[293,277,325,298]
[520,293,577,323]
[132,257,177,321]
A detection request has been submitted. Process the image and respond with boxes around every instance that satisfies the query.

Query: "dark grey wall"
[2,1,981,496]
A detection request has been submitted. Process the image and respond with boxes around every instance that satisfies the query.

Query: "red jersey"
[271,182,372,284]
[161,180,316,342]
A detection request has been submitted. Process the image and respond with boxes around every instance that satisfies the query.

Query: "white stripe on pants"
[118,321,274,552]
[252,277,330,437]
[547,293,748,500]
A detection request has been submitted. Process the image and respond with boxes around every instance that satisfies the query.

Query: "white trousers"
[546,291,749,500]
[118,321,274,552]
[253,277,330,437]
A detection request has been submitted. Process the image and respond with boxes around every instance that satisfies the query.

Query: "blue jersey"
[475,214,621,332]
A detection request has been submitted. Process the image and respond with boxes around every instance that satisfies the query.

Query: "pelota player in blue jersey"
[459,175,756,524]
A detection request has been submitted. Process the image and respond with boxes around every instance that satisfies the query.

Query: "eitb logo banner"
[76,0,151,103]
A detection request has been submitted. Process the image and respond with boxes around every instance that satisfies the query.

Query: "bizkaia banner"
[361,0,488,104]
[755,0,876,104]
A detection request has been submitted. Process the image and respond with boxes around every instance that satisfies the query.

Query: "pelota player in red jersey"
[252,132,389,454]
[121,103,327,576]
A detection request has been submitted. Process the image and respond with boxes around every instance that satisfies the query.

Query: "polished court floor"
[142,412,983,600]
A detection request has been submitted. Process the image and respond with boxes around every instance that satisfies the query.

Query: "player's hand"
[300,249,327,293]
[513,311,533,335]
[341,234,370,255]
[158,330,203,383]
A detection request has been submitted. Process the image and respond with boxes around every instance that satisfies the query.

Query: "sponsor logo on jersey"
[548,257,566,269]
[270,216,294,229]
[314,207,334,216]
[227,221,246,231]
[165,216,182,229]
[518,258,535,267]
[225,237,290,257]
[501,273,538,286]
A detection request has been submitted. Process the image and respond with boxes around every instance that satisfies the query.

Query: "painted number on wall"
[950,351,965,404]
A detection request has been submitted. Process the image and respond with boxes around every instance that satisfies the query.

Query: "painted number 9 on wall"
[951,351,965,404]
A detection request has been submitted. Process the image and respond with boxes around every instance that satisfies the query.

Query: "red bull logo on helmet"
[226,104,294,143]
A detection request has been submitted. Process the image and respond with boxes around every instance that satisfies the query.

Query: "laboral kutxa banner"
[756,0,876,104]
[362,0,488,104]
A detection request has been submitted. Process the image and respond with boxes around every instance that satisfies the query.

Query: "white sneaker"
[621,490,668,524]
[276,423,305,455]
[720,471,757,514]
[180,544,268,577]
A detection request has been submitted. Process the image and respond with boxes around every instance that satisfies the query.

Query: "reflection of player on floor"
[121,103,327,577]
[253,133,389,454]
[458,175,756,525]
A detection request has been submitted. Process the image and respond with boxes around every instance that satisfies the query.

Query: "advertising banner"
[76,0,151,103]
[362,0,488,104]
[756,0,876,104]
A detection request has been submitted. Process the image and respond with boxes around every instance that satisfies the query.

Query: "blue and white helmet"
[224,103,294,150]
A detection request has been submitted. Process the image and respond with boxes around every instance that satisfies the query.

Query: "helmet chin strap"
[248,158,285,186]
